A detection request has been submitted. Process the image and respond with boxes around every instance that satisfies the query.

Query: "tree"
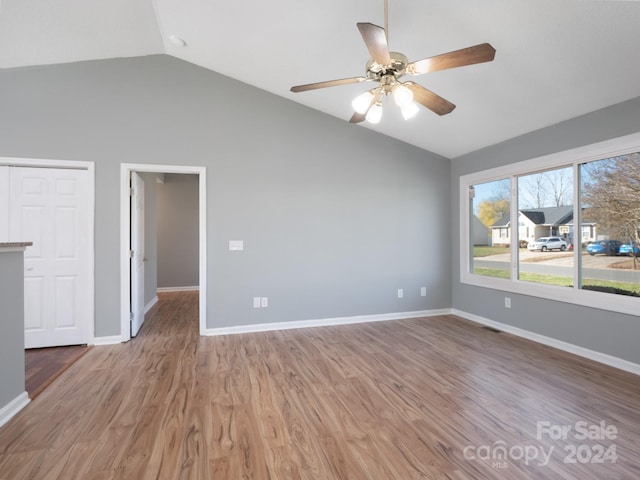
[582,153,640,267]
[477,198,510,229]
[547,169,572,207]
[519,167,573,208]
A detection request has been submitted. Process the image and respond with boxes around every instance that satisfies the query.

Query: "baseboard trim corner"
[144,296,159,315]
[203,308,452,337]
[452,309,640,377]
[0,392,30,429]
[157,286,199,293]
[91,335,126,346]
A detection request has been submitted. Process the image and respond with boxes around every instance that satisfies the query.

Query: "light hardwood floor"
[1,291,639,479]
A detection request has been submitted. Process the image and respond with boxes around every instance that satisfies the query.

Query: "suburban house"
[491,206,598,247]
[1,1,640,478]
[472,215,491,246]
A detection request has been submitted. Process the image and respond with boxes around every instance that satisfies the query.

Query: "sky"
[472,166,574,214]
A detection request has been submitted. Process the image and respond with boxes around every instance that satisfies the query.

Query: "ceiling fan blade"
[407,43,496,75]
[290,77,367,92]
[349,112,367,124]
[404,82,456,116]
[357,22,391,65]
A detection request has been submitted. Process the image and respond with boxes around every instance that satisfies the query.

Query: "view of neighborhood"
[470,153,640,296]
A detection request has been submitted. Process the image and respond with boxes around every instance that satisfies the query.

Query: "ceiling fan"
[290,1,496,124]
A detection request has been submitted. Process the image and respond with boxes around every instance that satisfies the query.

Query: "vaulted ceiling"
[1,0,639,158]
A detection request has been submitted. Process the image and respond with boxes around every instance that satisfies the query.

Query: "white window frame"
[460,132,640,317]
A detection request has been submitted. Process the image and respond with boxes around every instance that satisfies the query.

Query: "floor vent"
[481,326,502,333]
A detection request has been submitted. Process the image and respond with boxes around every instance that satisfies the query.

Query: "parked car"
[618,242,640,256]
[526,236,568,252]
[586,240,622,256]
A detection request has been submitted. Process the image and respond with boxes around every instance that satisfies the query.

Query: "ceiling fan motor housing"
[365,52,408,81]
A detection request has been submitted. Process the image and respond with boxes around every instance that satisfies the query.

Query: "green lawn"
[472,246,510,257]
[473,267,510,279]
[472,267,640,296]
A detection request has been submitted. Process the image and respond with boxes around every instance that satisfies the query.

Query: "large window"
[470,179,510,279]
[580,153,640,297]
[460,133,640,316]
[517,166,574,288]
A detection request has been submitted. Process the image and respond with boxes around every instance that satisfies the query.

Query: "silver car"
[527,236,568,252]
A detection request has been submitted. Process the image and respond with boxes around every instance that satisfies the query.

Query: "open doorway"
[120,164,207,342]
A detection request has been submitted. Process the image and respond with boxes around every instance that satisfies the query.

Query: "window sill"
[461,272,639,317]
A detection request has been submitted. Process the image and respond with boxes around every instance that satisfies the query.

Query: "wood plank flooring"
[25,345,91,399]
[1,291,639,479]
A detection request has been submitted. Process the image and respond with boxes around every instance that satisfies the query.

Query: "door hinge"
[129,250,134,258]
[129,187,134,196]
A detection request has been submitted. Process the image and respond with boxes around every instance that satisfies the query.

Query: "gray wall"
[451,97,640,364]
[0,54,451,334]
[157,173,199,289]
[0,251,26,407]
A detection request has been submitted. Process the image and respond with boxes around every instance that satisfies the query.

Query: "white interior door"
[130,172,145,337]
[0,167,8,240]
[9,167,90,348]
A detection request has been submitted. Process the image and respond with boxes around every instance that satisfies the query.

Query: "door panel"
[55,276,76,328]
[24,277,45,331]
[10,167,90,348]
[0,166,8,240]
[130,172,145,337]
[56,208,77,258]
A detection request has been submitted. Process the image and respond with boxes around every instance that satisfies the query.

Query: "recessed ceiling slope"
[1,0,640,158]
[0,0,163,68]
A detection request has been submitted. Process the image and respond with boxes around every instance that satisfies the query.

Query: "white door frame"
[0,156,95,344]
[120,164,207,341]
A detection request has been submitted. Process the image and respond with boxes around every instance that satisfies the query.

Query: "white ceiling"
[1,0,639,158]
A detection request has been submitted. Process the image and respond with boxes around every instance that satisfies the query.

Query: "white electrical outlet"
[505,297,511,308]
[397,289,404,298]
[253,297,261,308]
[420,287,427,297]
[261,297,268,308]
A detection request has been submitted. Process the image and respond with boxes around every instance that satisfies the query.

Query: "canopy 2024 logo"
[462,420,618,469]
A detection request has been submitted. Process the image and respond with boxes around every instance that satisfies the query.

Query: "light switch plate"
[229,240,244,251]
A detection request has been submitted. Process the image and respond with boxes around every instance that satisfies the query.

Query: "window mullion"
[510,174,519,281]
[573,162,582,290]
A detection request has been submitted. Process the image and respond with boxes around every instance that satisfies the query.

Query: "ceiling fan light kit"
[366,102,383,124]
[392,84,413,107]
[290,2,496,125]
[352,90,375,114]
[401,102,419,120]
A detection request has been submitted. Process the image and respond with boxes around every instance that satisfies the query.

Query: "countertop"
[0,242,33,249]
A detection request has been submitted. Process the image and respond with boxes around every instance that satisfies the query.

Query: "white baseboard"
[91,335,126,346]
[0,392,30,429]
[144,296,159,315]
[452,309,640,377]
[157,286,199,293]
[203,308,452,336]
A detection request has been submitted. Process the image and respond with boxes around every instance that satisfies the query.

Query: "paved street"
[474,251,640,282]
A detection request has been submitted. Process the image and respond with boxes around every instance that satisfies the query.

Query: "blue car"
[586,240,622,256]
[619,242,640,256]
